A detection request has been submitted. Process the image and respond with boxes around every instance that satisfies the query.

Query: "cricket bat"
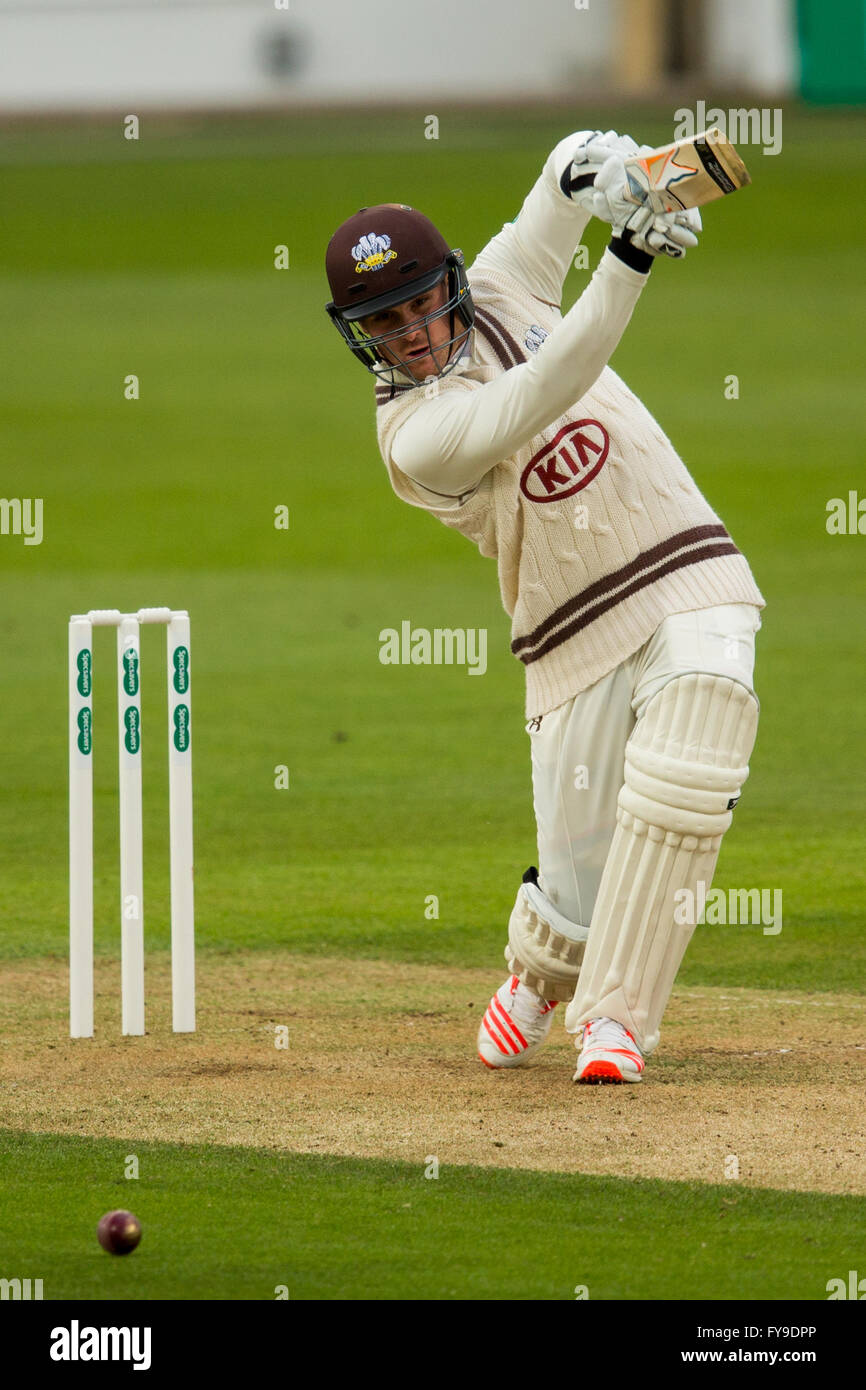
[621,128,751,214]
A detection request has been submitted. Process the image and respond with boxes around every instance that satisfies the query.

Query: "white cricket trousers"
[528,603,761,928]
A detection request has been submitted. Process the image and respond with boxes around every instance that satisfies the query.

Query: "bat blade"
[622,128,751,214]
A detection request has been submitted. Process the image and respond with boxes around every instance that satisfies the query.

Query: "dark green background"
[1,107,864,1302]
[1,107,863,987]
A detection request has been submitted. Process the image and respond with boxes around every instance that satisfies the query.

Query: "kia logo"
[520,419,609,503]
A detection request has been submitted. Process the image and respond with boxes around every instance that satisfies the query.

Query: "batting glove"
[563,129,644,213]
[591,154,702,259]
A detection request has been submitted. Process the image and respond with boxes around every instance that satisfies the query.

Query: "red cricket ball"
[97,1209,142,1255]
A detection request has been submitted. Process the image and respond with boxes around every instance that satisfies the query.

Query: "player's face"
[359,282,457,380]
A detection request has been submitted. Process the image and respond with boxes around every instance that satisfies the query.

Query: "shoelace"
[586,1016,640,1051]
[509,979,556,1031]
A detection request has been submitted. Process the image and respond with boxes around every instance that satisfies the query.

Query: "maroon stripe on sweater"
[513,541,740,665]
[511,539,739,664]
[512,525,732,658]
[477,306,529,367]
[473,308,520,371]
[375,383,414,408]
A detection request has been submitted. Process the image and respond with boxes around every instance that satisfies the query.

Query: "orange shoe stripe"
[491,995,529,1049]
[482,1011,517,1055]
[583,1046,644,1070]
[580,1060,624,1081]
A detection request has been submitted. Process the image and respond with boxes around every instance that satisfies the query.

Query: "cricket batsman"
[324,129,764,1083]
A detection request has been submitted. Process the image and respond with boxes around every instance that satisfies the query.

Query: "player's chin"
[402,350,435,378]
[404,348,450,380]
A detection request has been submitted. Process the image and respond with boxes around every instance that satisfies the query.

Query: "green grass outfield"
[0,1130,854,1302]
[1,106,864,1300]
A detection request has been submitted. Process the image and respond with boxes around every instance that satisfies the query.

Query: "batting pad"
[564,674,759,1054]
[505,871,589,1003]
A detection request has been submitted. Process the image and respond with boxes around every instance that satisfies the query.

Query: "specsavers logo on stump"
[520,419,609,503]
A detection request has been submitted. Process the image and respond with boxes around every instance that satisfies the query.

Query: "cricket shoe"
[573,1016,644,1084]
[477,975,557,1068]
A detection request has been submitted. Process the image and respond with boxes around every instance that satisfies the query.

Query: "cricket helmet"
[325,204,474,387]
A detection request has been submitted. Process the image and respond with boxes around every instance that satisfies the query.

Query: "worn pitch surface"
[3,954,863,1196]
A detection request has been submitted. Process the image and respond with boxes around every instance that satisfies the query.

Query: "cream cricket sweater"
[374,133,765,718]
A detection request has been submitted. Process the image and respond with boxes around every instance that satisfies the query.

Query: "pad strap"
[505,869,588,1003]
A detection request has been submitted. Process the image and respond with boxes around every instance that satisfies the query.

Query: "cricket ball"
[97,1210,142,1256]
